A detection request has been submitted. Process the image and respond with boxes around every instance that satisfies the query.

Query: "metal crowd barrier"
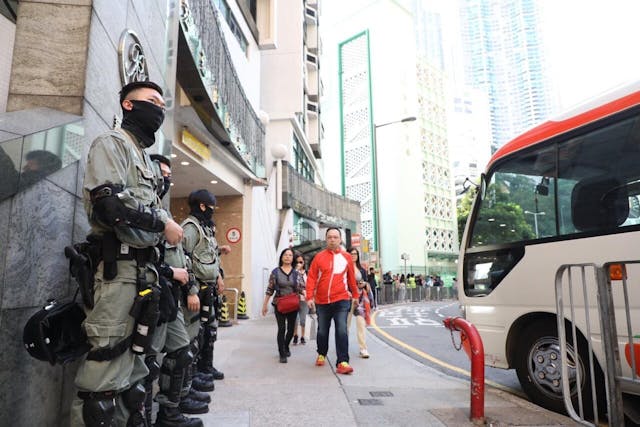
[375,284,457,305]
[555,262,640,426]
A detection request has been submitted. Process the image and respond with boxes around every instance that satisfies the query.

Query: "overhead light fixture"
[180,161,190,166]
[170,183,175,186]
[170,153,177,158]
[210,180,218,184]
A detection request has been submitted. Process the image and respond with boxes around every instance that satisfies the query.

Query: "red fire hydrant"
[443,316,485,425]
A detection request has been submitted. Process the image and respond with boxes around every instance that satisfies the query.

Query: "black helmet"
[23,299,90,365]
[188,189,216,207]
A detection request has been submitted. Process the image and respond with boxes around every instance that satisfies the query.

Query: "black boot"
[194,371,214,382]
[191,375,214,392]
[187,388,211,403]
[179,396,209,415]
[197,366,224,380]
[211,366,224,380]
[156,405,204,427]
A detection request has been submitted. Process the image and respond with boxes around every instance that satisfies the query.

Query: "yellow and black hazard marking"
[219,295,232,327]
[237,291,249,319]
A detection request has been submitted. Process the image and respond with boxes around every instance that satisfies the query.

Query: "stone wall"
[0,1,172,425]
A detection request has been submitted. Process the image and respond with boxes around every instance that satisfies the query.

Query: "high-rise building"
[323,0,460,279]
[459,0,554,151]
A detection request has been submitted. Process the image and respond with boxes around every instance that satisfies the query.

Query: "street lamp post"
[373,116,416,272]
[400,253,409,278]
[524,210,546,238]
[423,241,429,275]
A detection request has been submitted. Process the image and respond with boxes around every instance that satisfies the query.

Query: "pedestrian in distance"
[306,228,359,374]
[261,248,306,363]
[72,81,184,427]
[367,267,378,310]
[346,247,371,359]
[292,252,308,346]
[398,274,407,302]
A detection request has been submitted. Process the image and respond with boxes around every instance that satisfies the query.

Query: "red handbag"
[276,293,300,313]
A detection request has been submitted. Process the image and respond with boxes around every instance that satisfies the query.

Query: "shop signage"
[118,30,149,85]
[182,130,211,160]
[226,227,241,244]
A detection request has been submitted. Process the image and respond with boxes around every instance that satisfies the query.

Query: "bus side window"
[571,176,629,231]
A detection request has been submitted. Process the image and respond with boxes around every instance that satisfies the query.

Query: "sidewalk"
[197,314,579,427]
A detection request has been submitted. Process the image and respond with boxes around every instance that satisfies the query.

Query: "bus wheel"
[514,319,602,417]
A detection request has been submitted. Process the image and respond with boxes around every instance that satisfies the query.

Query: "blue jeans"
[316,299,351,365]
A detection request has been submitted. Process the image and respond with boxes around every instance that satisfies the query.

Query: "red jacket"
[306,248,358,304]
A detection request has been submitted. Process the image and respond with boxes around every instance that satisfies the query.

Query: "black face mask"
[121,100,165,148]
[189,204,215,228]
[159,176,171,199]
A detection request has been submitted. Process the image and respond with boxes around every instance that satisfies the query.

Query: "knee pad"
[80,393,116,427]
[144,355,160,382]
[169,346,194,370]
[121,382,146,412]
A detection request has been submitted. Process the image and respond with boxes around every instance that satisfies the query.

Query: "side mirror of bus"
[462,177,478,195]
[535,183,549,196]
[535,177,550,196]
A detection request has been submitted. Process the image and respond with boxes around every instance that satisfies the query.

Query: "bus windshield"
[464,112,640,295]
[469,112,640,250]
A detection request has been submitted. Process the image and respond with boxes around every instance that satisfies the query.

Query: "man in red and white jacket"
[306,228,359,374]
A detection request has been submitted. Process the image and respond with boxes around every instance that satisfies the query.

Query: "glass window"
[212,0,249,53]
[557,114,640,234]
[469,146,557,247]
[292,135,313,181]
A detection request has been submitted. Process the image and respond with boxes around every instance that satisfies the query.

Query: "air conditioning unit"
[306,101,319,116]
[306,52,318,68]
[305,6,317,24]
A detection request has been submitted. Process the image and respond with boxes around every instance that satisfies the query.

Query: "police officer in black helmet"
[146,154,204,426]
[180,190,228,401]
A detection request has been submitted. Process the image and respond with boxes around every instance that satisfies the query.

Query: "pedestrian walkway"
[198,314,579,426]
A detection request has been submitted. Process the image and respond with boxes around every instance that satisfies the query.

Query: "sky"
[541,1,640,109]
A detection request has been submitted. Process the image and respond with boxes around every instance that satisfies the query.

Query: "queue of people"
[380,272,455,302]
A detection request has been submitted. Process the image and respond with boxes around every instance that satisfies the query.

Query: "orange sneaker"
[315,355,326,366]
[336,362,353,374]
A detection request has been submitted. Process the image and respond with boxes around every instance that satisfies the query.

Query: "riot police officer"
[181,190,226,396]
[71,81,183,427]
[147,154,204,426]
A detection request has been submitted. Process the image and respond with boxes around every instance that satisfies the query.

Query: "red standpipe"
[443,316,485,424]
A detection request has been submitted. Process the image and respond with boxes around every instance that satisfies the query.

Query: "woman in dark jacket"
[261,248,305,363]
[347,247,371,358]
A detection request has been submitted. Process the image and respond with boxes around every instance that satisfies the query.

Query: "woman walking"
[261,248,305,363]
[347,247,371,358]
[292,253,308,345]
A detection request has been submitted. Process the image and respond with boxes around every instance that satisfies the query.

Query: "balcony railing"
[179,0,265,177]
[282,162,360,229]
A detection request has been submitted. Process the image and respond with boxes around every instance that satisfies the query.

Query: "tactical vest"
[181,216,219,282]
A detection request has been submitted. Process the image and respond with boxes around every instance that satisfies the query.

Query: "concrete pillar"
[7,0,92,115]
